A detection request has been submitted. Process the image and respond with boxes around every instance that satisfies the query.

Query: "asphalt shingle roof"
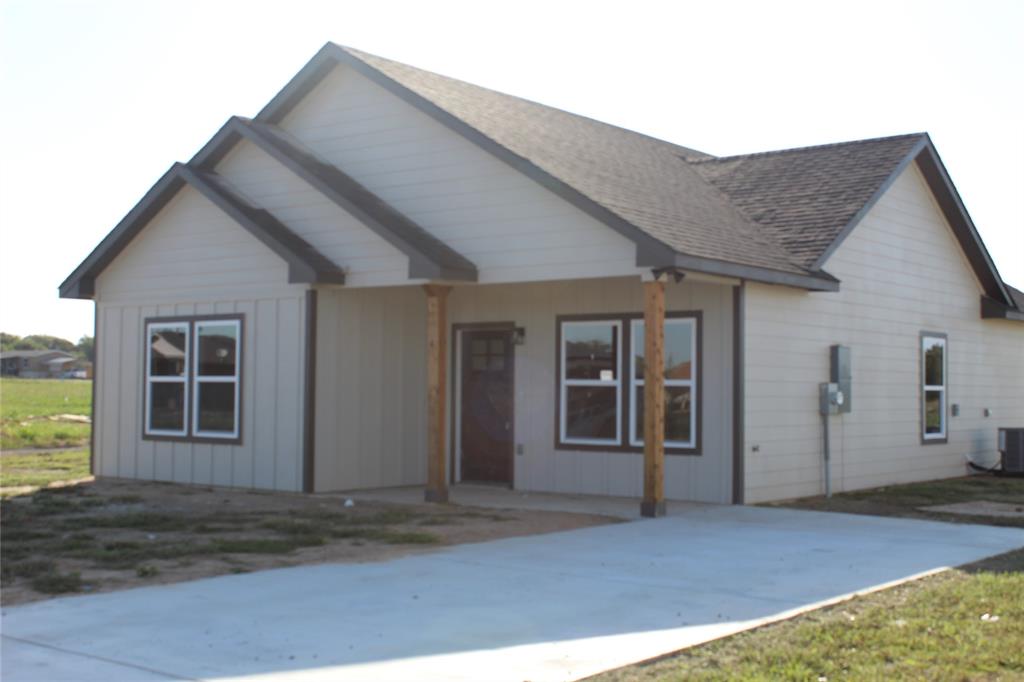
[341,47,815,277]
[689,135,927,267]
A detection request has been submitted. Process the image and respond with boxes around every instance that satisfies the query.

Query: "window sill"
[143,433,243,446]
[555,441,700,456]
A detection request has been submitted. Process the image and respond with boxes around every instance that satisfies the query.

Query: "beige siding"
[314,277,734,503]
[93,186,309,491]
[215,141,411,287]
[280,66,643,285]
[744,163,1024,503]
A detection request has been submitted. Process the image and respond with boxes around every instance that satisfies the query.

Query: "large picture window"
[144,316,243,442]
[921,333,947,442]
[556,312,700,454]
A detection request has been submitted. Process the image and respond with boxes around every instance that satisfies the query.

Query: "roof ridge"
[688,132,929,164]
[335,44,712,159]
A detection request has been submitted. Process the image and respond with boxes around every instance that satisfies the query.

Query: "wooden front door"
[460,329,514,484]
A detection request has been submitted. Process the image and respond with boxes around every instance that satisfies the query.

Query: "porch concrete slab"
[3,506,1022,682]
[346,483,710,519]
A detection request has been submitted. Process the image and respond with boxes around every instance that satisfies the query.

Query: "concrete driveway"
[3,505,1022,682]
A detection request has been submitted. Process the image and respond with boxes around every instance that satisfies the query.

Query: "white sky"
[1,0,1021,341]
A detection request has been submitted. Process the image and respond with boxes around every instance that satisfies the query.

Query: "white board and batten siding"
[93,186,310,491]
[744,163,1024,504]
[315,276,735,504]
[278,64,643,286]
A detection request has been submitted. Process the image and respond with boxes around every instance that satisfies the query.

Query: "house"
[60,44,1023,512]
[1,350,76,378]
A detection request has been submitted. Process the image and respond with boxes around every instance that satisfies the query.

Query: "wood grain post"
[424,284,452,503]
[641,277,667,517]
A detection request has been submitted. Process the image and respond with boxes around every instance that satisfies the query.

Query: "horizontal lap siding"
[280,66,641,285]
[94,185,308,491]
[215,141,410,287]
[315,277,734,504]
[744,164,1024,503]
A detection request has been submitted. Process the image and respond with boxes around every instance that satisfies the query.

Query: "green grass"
[591,550,1024,681]
[1,377,91,450]
[0,450,90,488]
[0,378,91,420]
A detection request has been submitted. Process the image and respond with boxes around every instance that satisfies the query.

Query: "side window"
[143,316,242,442]
[922,334,947,441]
[145,322,189,436]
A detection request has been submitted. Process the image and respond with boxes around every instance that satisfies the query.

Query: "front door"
[460,329,514,484]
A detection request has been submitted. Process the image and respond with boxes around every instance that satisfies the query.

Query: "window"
[922,334,947,441]
[144,316,242,442]
[556,313,700,453]
[630,318,697,449]
[559,320,622,445]
[145,322,189,436]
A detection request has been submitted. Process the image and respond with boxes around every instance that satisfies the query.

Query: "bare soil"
[1,478,617,606]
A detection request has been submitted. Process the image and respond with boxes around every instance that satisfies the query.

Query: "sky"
[1,0,1022,341]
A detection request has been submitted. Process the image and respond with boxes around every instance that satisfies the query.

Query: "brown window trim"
[142,313,245,446]
[920,330,948,446]
[554,310,703,456]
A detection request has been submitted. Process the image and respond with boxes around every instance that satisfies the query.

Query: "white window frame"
[629,317,698,449]
[144,321,190,437]
[192,319,242,440]
[559,319,622,446]
[922,334,947,441]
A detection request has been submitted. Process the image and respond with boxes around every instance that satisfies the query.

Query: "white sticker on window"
[599,369,614,381]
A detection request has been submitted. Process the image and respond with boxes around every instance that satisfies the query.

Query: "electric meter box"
[830,345,851,413]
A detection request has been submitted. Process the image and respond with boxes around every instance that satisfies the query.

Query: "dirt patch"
[0,479,617,606]
[919,500,1024,519]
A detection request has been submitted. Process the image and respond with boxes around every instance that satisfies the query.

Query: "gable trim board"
[60,163,346,299]
[192,117,478,282]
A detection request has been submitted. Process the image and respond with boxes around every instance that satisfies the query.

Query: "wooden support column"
[641,276,667,517]
[424,284,451,503]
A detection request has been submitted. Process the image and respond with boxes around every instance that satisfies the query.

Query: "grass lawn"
[0,377,91,450]
[0,449,91,489]
[592,476,1024,681]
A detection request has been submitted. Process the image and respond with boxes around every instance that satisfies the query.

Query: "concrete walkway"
[3,505,1022,682]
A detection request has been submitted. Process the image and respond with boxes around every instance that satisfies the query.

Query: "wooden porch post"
[641,276,666,517]
[424,284,451,503]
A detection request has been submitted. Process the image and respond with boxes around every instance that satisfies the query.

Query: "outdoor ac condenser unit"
[998,428,1024,474]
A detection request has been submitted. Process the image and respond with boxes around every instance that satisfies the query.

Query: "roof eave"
[672,252,840,292]
[980,295,1024,323]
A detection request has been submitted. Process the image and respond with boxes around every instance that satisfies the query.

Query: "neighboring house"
[1,350,76,378]
[60,44,1023,511]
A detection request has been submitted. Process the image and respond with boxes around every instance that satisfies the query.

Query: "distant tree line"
[1,333,94,362]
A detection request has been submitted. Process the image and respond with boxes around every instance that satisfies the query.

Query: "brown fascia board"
[811,135,1013,307]
[192,117,477,281]
[58,163,344,299]
[981,295,1024,322]
[252,43,847,291]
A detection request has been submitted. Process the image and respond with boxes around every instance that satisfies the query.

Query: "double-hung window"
[557,313,700,453]
[559,320,622,446]
[630,318,697,449]
[921,334,947,441]
[144,316,242,442]
[145,322,189,436]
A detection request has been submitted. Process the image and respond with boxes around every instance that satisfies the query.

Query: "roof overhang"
[981,295,1024,322]
[59,163,345,300]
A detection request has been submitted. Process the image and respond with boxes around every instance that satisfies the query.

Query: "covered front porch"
[312,273,742,512]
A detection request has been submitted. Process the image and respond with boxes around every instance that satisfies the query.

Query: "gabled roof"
[191,117,477,281]
[257,43,837,292]
[61,42,1017,308]
[59,163,345,298]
